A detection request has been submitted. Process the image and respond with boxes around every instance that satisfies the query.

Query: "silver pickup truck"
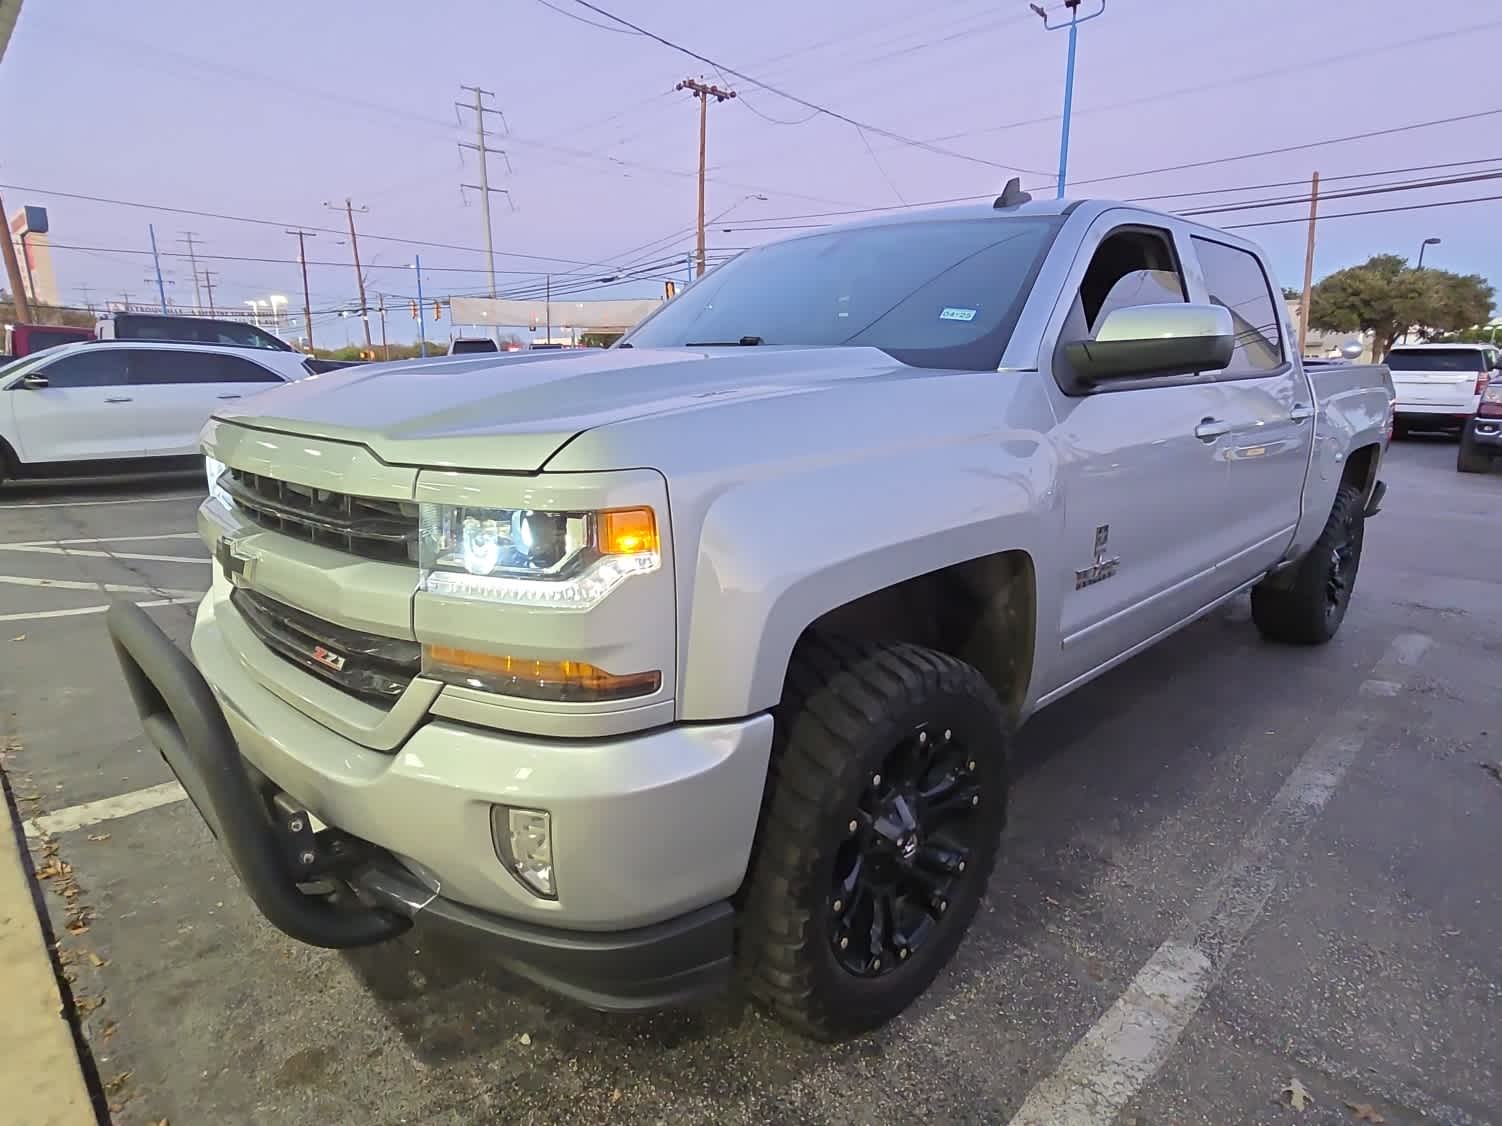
[108,192,1394,1039]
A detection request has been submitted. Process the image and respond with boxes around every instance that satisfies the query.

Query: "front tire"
[1251,483,1365,645]
[1457,430,1491,473]
[739,636,1008,1039]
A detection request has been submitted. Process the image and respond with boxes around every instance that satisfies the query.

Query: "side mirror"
[1064,303,1235,389]
[20,372,49,389]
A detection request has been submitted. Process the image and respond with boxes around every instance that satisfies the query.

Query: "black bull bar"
[105,600,409,949]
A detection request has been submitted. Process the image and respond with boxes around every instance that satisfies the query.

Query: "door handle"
[104,396,133,403]
[1194,417,1231,441]
[1290,404,1314,422]
[216,393,242,400]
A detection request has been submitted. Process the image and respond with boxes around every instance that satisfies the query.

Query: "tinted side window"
[214,354,283,383]
[1192,237,1284,375]
[38,351,129,388]
[127,350,223,385]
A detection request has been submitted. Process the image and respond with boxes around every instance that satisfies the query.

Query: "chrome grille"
[231,587,420,704]
[223,468,417,563]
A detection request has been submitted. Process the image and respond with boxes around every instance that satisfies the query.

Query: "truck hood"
[214,346,916,471]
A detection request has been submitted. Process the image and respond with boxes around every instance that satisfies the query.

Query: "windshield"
[623,217,1061,371]
[1386,348,1486,372]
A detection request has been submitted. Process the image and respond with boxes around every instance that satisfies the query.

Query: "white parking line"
[0,596,199,623]
[0,575,204,597]
[0,532,199,547]
[0,544,204,564]
[1006,632,1433,1126]
[0,493,202,510]
[23,781,187,839]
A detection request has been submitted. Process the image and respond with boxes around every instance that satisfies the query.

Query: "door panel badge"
[1075,524,1120,589]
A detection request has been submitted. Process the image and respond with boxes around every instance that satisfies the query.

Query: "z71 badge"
[1075,524,1121,589]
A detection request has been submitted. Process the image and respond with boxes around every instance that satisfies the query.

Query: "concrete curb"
[0,784,98,1126]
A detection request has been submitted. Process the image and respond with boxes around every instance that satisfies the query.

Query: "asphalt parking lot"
[2,441,1499,1126]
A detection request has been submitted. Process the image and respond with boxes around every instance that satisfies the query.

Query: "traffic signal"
[433,301,442,321]
[410,300,419,319]
[664,280,677,299]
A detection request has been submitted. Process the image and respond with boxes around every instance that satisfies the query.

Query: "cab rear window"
[1386,349,1485,372]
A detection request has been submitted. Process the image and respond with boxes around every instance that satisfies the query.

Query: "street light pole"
[1417,237,1440,270]
[1031,0,1106,199]
[414,256,427,358]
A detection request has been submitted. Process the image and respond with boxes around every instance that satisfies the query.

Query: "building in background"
[1285,299,1372,362]
[8,204,60,307]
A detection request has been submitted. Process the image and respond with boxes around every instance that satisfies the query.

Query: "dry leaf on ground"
[87,832,111,842]
[1282,1077,1314,1110]
[1346,1103,1385,1123]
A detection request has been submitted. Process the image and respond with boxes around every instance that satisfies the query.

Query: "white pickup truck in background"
[109,192,1395,1039]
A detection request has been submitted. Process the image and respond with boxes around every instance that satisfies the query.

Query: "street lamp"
[1032,0,1108,199]
[1417,237,1441,269]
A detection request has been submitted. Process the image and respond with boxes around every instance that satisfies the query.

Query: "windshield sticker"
[940,307,977,322]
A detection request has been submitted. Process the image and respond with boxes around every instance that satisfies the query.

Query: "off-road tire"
[1457,431,1491,474]
[739,635,1008,1039]
[1251,483,1365,645]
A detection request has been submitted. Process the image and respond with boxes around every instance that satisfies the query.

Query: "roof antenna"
[994,177,1033,208]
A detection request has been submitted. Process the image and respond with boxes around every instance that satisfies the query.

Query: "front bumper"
[105,600,766,1011]
[1467,417,1502,449]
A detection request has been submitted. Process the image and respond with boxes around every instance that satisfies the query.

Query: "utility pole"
[1,190,34,322]
[148,224,169,313]
[677,78,736,277]
[456,85,514,299]
[76,284,95,314]
[1297,171,1320,361]
[377,294,389,360]
[1031,0,1107,199]
[545,273,552,343]
[414,256,428,358]
[286,228,318,352]
[179,231,205,311]
[201,270,218,314]
[326,198,373,350]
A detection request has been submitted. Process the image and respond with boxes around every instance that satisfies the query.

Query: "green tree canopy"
[1309,254,1495,359]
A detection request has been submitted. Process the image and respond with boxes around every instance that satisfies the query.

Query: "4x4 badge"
[1075,524,1121,589]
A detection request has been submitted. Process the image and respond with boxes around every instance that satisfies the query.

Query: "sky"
[3,0,1500,347]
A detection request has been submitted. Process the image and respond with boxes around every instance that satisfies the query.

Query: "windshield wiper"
[686,335,763,346]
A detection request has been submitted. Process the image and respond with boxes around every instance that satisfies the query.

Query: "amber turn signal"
[424,645,661,702]
[600,507,658,556]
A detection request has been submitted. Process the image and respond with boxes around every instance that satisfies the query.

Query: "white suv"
[1387,343,1499,436]
[0,340,311,483]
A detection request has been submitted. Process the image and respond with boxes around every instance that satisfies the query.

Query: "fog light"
[492,806,556,899]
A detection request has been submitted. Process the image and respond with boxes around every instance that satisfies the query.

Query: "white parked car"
[0,341,312,483]
[1386,343,1500,437]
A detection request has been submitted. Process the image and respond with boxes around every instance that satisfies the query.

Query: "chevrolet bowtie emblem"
[216,536,258,584]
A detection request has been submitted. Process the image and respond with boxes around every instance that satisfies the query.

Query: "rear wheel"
[739,636,1008,1039]
[1251,484,1365,645]
[1457,430,1491,473]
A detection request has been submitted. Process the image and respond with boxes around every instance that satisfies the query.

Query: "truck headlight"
[205,455,234,509]
[417,504,659,610]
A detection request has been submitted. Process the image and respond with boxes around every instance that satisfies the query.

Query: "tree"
[1309,254,1495,359]
[0,292,95,329]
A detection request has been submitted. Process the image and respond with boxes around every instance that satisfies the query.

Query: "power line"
[532,0,641,33]
[1182,168,1502,217]
[1224,191,1502,231]
[555,0,1051,175]
[1065,106,1502,189]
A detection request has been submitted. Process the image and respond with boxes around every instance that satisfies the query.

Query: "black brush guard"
[105,600,408,948]
[104,600,735,1010]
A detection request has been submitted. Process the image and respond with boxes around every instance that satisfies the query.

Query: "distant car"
[1457,374,1502,473]
[2,322,94,360]
[449,338,499,354]
[1386,343,1499,437]
[0,340,310,484]
[98,312,294,352]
